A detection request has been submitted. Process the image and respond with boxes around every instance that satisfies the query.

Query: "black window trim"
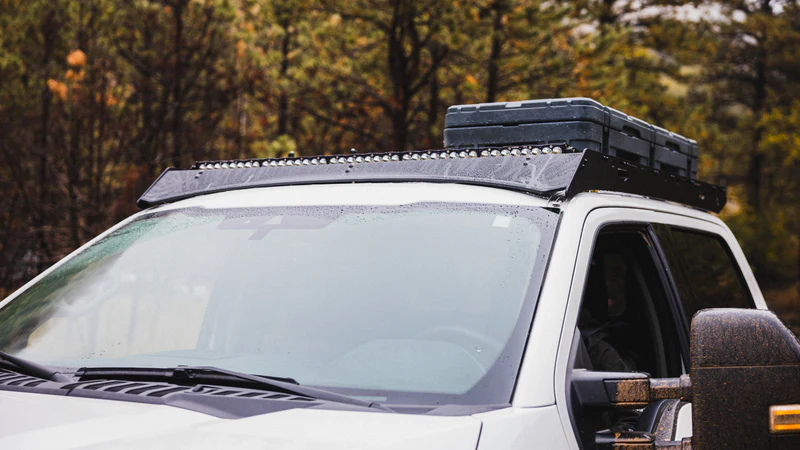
[645,225,692,370]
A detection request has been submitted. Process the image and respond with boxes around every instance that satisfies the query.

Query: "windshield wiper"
[0,350,70,382]
[77,365,393,412]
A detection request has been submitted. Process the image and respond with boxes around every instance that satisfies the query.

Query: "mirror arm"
[573,370,692,409]
[596,431,693,449]
[606,375,693,407]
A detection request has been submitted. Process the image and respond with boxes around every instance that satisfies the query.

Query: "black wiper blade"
[77,366,393,412]
[0,350,70,382]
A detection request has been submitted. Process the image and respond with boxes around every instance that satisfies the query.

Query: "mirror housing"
[691,308,800,449]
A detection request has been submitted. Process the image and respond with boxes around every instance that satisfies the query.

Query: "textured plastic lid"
[445,98,607,128]
[445,97,698,157]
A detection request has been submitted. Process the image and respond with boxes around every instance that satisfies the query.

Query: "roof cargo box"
[444,98,698,179]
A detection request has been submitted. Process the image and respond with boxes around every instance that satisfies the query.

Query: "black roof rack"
[566,150,724,212]
[137,146,726,213]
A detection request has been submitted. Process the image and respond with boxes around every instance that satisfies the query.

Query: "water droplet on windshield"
[475,347,482,353]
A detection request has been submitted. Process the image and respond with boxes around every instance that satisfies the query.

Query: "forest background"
[2,0,800,328]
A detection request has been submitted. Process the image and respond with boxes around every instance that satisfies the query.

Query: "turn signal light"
[769,405,800,434]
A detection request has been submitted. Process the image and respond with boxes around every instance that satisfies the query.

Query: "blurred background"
[1,0,799,327]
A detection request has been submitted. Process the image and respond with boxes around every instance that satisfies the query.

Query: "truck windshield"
[0,202,556,405]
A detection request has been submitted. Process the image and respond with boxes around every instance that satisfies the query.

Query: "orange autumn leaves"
[46,49,116,106]
[47,50,86,101]
[46,79,68,100]
[66,49,86,66]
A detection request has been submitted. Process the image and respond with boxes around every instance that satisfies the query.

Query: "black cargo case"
[444,98,698,179]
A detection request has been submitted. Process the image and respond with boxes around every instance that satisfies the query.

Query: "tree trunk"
[170,0,186,168]
[486,1,506,103]
[427,58,439,148]
[748,41,768,212]
[36,7,59,271]
[387,0,409,151]
[278,20,291,137]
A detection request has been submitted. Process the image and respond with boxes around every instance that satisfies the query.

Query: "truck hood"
[0,390,483,450]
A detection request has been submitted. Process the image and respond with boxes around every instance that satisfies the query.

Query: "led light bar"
[139,146,584,208]
[191,145,575,171]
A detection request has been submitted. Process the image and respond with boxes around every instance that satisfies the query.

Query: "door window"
[572,228,684,449]
[577,229,683,378]
[652,224,753,324]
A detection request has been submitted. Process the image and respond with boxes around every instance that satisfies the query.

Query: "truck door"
[559,207,762,450]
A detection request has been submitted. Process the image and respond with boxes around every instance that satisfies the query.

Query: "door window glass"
[577,231,682,378]
[572,229,684,449]
[652,225,753,324]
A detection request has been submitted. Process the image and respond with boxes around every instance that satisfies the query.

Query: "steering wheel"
[413,325,504,370]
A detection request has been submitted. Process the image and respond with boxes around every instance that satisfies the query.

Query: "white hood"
[0,391,482,450]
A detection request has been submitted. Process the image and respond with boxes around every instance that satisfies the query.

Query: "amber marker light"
[769,405,800,434]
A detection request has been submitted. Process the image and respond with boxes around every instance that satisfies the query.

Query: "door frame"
[553,205,765,450]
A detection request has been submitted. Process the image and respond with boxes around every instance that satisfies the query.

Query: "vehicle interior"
[570,227,685,449]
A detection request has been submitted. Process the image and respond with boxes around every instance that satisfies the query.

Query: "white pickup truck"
[0,98,797,450]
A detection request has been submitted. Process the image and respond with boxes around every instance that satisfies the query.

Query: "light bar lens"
[191,145,578,171]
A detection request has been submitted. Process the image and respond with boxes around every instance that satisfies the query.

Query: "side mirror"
[691,308,800,449]
[571,308,800,450]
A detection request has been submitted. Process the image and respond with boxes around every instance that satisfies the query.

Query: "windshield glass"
[0,202,556,405]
